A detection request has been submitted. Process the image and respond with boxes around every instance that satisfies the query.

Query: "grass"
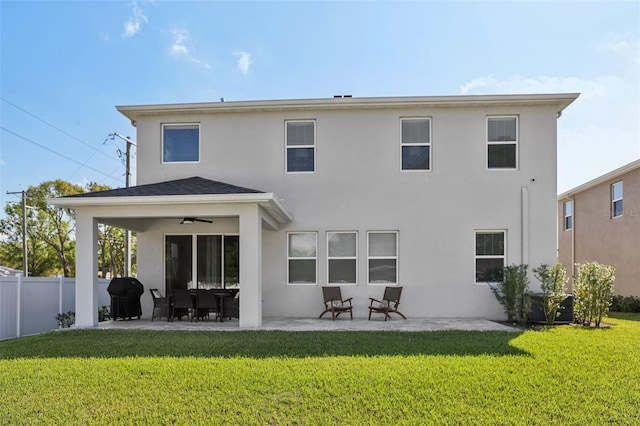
[1,314,639,425]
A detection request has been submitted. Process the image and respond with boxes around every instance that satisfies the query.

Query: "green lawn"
[1,314,639,425]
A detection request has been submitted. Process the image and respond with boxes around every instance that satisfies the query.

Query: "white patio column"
[75,210,99,327]
[238,205,262,327]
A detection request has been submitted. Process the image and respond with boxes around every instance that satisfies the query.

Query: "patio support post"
[75,210,99,327]
[239,205,262,327]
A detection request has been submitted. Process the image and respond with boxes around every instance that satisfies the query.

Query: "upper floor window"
[487,116,518,169]
[327,232,357,285]
[368,231,398,284]
[475,230,506,283]
[286,120,315,173]
[287,232,317,284]
[612,181,623,218]
[401,118,431,171]
[564,200,573,230]
[163,124,200,163]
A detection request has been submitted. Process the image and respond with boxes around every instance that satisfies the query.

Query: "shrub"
[533,263,570,326]
[99,305,111,322]
[490,264,531,326]
[573,262,615,327]
[56,311,75,328]
[611,295,640,313]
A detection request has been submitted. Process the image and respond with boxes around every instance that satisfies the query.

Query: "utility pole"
[109,132,136,277]
[6,190,28,277]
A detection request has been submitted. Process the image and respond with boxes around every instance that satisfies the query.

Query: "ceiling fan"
[180,217,213,224]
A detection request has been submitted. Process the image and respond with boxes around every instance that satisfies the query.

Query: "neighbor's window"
[401,118,431,170]
[564,200,573,230]
[612,181,623,218]
[288,232,317,284]
[286,120,315,172]
[163,124,200,162]
[475,231,506,283]
[368,231,398,284]
[487,116,517,169]
[327,232,357,285]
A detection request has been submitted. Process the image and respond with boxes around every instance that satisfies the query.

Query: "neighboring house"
[558,159,640,297]
[0,266,23,276]
[50,93,579,328]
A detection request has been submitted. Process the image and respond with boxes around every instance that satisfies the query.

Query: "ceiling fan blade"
[194,218,213,223]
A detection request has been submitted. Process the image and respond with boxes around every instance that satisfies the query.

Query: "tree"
[1,180,135,278]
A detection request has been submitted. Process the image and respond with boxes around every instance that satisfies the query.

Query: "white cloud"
[234,51,253,75]
[167,27,210,69]
[123,1,148,38]
[459,35,640,193]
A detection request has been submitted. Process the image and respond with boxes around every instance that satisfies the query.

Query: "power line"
[1,96,120,162]
[1,126,119,179]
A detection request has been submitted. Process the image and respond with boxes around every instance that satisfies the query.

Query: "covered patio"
[49,177,293,329]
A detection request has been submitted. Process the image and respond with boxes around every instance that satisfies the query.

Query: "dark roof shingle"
[65,177,264,198]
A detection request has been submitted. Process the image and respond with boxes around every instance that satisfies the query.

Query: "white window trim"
[564,200,573,231]
[161,123,201,164]
[612,181,623,218]
[474,230,507,285]
[400,117,432,172]
[285,120,316,174]
[287,231,318,285]
[326,231,358,286]
[367,230,399,285]
[486,116,518,170]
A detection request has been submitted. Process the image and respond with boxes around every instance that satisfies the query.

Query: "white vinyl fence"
[0,276,110,341]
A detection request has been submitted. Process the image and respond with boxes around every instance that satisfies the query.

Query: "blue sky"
[1,1,639,215]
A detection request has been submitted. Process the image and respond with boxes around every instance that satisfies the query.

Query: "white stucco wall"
[130,101,562,320]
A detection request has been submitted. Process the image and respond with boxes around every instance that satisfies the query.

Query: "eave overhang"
[117,93,580,122]
[48,192,293,224]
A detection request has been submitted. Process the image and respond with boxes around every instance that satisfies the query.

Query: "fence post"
[59,275,64,319]
[16,273,22,338]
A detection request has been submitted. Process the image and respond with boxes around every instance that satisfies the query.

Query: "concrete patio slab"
[97,317,517,332]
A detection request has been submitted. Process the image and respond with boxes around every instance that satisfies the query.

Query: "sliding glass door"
[165,234,239,292]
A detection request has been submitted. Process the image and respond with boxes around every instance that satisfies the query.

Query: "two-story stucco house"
[50,93,579,328]
[558,159,640,296]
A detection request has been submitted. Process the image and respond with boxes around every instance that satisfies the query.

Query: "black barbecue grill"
[107,277,144,320]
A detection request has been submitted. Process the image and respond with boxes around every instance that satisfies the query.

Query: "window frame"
[161,123,200,163]
[564,200,573,230]
[486,116,518,170]
[367,231,399,285]
[164,233,239,292]
[287,231,318,285]
[285,120,316,173]
[474,230,507,284]
[326,231,358,286]
[401,117,432,171]
[612,181,623,218]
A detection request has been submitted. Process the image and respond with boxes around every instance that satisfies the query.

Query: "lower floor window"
[165,234,239,292]
[288,232,317,284]
[327,231,357,284]
[475,230,505,283]
[368,231,398,284]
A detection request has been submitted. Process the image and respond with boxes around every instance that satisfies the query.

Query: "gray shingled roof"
[64,177,264,198]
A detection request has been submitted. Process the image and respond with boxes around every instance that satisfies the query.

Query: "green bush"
[573,262,615,327]
[611,295,640,313]
[490,264,531,326]
[533,263,569,326]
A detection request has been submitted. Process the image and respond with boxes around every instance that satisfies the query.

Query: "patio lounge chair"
[368,286,406,321]
[319,286,353,320]
[150,288,170,321]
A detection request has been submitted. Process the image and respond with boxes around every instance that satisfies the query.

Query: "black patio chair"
[195,289,219,321]
[170,289,194,322]
[150,288,170,321]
